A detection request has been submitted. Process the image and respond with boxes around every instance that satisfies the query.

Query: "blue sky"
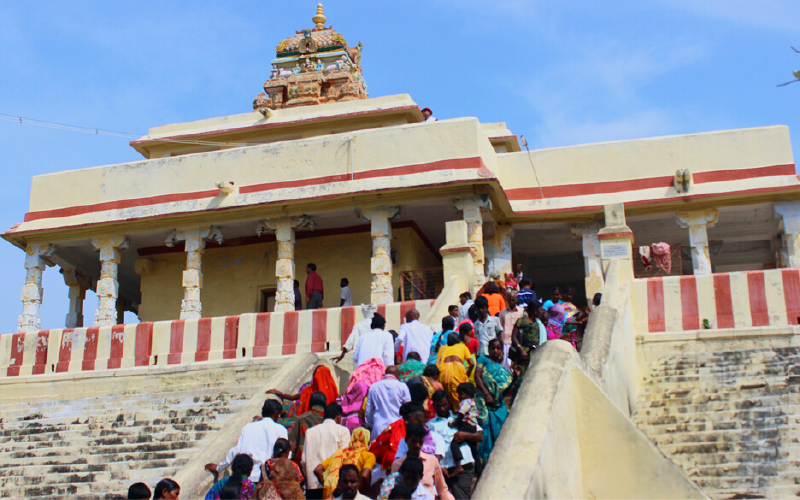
[1,1,799,332]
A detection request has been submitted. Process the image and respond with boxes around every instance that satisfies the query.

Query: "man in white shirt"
[340,277,353,307]
[204,399,286,483]
[395,309,434,363]
[473,296,502,357]
[303,403,351,499]
[365,366,411,440]
[458,292,473,323]
[421,107,437,122]
[353,313,394,368]
[333,304,377,364]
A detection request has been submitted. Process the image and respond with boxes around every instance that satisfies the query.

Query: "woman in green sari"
[474,338,514,460]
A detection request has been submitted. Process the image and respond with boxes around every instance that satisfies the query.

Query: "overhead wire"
[0,113,255,148]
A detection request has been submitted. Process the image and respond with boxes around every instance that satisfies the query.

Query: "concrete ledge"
[637,325,800,344]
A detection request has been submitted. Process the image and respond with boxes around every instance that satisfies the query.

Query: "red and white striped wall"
[632,269,800,333]
[0,299,434,378]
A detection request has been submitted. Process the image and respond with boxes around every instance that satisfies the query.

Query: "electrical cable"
[520,135,545,201]
[0,113,255,148]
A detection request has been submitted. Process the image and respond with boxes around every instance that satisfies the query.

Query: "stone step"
[0,418,227,442]
[635,395,800,411]
[634,410,800,427]
[644,429,799,447]
[0,457,181,478]
[0,428,212,452]
[4,439,197,460]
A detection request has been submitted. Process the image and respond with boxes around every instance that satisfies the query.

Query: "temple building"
[2,6,800,498]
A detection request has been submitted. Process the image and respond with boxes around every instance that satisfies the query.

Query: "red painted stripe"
[131,105,420,146]
[340,307,356,347]
[81,327,99,371]
[6,333,25,377]
[168,320,185,365]
[680,276,700,330]
[24,189,220,222]
[747,272,770,326]
[107,325,125,369]
[134,323,154,367]
[194,318,213,362]
[377,304,387,322]
[32,331,49,375]
[505,164,796,201]
[282,312,299,355]
[240,157,482,194]
[56,329,75,373]
[223,316,239,359]
[646,279,666,332]
[253,313,271,358]
[311,310,328,353]
[713,274,735,328]
[24,157,483,222]
[782,269,800,325]
[513,184,800,216]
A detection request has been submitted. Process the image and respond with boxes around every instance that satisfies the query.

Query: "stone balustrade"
[632,269,800,334]
[0,299,434,378]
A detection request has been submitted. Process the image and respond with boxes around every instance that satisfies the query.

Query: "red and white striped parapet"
[632,269,800,334]
[0,299,434,378]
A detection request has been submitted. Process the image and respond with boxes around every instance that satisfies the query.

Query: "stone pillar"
[18,244,55,332]
[362,206,400,305]
[570,221,605,302]
[453,195,492,294]
[440,221,474,295]
[62,268,88,328]
[775,201,800,268]
[486,224,514,279]
[91,235,129,327]
[166,227,224,320]
[598,203,635,282]
[676,209,718,275]
[257,216,316,312]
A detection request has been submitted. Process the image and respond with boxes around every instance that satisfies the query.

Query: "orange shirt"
[485,293,506,317]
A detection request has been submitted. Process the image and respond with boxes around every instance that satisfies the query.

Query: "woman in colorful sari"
[436,332,475,409]
[475,338,514,460]
[345,357,385,393]
[339,381,368,432]
[428,316,455,365]
[205,454,256,500]
[258,456,305,500]
[546,303,566,340]
[267,365,339,427]
[315,427,375,499]
[397,351,426,382]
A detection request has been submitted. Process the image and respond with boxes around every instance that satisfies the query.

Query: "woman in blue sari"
[474,338,514,460]
[428,315,456,365]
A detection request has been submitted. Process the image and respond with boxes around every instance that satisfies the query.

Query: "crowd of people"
[128,269,596,500]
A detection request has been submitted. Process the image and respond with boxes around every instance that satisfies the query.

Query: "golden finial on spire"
[312,3,327,29]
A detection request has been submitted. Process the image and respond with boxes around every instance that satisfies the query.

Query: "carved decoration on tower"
[254,3,368,112]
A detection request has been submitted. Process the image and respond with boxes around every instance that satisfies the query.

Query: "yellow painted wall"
[137,225,440,322]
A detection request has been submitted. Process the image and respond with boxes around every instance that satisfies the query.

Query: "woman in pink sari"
[346,357,385,393]
[339,381,368,432]
[546,304,566,340]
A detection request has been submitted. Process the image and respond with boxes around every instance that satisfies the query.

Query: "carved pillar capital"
[18,244,56,332]
[453,196,491,293]
[256,216,315,312]
[362,206,400,304]
[91,234,128,327]
[775,201,800,268]
[677,209,718,275]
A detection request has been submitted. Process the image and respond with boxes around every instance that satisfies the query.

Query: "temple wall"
[0,299,435,379]
[137,226,439,322]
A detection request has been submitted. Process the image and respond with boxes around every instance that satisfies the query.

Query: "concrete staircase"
[0,361,281,499]
[634,346,800,499]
